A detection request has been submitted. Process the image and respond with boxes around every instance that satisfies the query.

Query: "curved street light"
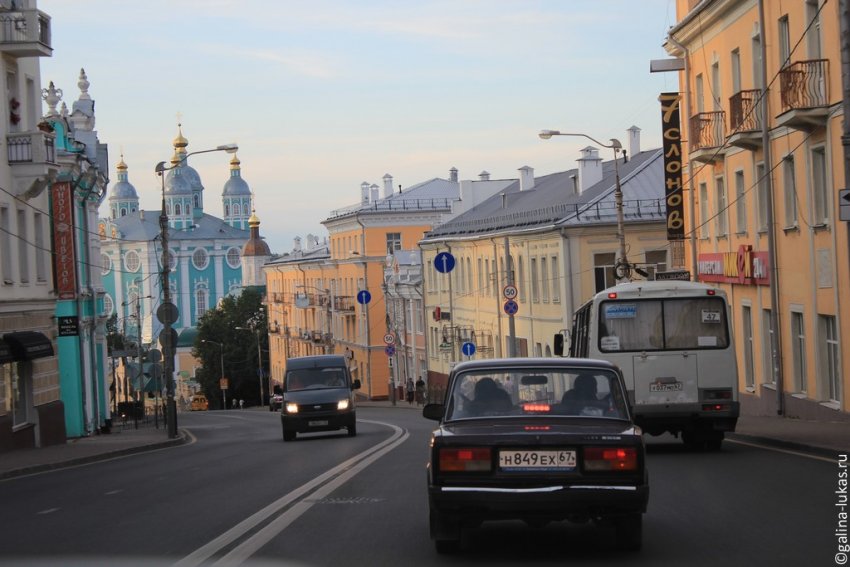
[539,130,630,281]
[155,142,238,436]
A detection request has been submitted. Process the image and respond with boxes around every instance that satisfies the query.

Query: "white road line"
[727,438,839,463]
[104,489,123,495]
[37,508,60,515]
[175,420,407,567]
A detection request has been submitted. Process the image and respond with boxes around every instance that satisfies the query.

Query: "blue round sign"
[461,342,476,357]
[357,290,372,305]
[503,299,519,315]
[434,252,456,274]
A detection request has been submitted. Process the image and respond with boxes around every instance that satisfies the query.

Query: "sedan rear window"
[445,368,628,421]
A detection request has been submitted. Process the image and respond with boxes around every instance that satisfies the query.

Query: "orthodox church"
[98,127,268,349]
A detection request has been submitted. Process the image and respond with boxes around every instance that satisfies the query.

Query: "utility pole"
[504,237,516,357]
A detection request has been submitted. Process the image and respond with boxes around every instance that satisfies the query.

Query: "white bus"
[556,281,739,449]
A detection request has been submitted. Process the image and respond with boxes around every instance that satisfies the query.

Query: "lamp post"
[201,339,225,410]
[155,143,237,437]
[539,130,631,282]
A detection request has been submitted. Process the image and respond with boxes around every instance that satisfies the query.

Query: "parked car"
[269,393,283,412]
[281,355,361,441]
[423,357,649,553]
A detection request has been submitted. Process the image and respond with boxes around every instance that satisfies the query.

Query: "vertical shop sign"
[660,92,685,240]
[51,181,77,299]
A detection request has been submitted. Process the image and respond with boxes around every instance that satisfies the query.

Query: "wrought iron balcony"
[688,111,726,163]
[727,89,763,149]
[6,130,56,196]
[333,296,355,313]
[0,9,52,57]
[777,59,830,130]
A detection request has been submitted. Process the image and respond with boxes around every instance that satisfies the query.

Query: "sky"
[39,0,681,253]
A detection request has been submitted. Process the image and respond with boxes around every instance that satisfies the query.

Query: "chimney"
[293,236,302,252]
[304,233,314,252]
[360,182,370,205]
[628,125,641,156]
[449,167,458,182]
[479,171,490,181]
[518,165,534,191]
[370,184,379,203]
[577,146,603,193]
[382,174,393,198]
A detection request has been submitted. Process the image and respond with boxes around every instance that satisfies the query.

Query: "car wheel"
[615,513,642,551]
[430,509,461,553]
[283,429,296,442]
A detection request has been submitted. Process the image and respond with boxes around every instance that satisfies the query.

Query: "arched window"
[120,208,127,217]
[193,194,200,208]
[234,204,241,216]
[225,203,230,217]
[195,287,208,318]
[175,203,182,215]
[192,247,209,270]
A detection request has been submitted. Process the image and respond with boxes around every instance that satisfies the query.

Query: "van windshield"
[285,368,347,391]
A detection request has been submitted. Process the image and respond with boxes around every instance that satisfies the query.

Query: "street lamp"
[235,322,265,407]
[539,130,630,281]
[155,142,238,437]
[201,339,225,410]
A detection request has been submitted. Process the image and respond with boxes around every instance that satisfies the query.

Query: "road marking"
[104,489,123,495]
[175,420,407,567]
[727,438,839,463]
[37,508,60,515]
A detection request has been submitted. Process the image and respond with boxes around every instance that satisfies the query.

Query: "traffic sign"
[840,189,850,222]
[357,290,372,305]
[503,284,518,300]
[156,302,179,325]
[503,299,519,315]
[384,345,396,357]
[220,378,229,390]
[461,342,476,357]
[383,333,395,345]
[434,252,456,274]
[159,327,179,352]
[148,349,162,363]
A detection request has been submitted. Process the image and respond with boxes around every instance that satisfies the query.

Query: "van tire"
[283,429,296,442]
[347,420,357,437]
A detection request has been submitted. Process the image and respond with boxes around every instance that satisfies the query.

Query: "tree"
[194,289,268,408]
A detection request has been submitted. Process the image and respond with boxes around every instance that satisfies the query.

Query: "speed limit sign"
[503,284,518,300]
[383,333,395,345]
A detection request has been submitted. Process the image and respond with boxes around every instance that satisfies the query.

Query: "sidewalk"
[0,404,845,481]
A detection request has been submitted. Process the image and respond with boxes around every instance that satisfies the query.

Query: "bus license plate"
[499,450,576,472]
[650,382,683,392]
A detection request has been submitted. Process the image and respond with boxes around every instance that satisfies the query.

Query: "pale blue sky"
[40,0,680,252]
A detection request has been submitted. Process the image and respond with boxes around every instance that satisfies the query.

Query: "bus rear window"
[598,298,729,352]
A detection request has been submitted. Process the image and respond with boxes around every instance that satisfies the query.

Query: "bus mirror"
[553,333,565,356]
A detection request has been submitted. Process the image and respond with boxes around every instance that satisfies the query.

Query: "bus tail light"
[607,292,618,299]
[583,447,638,471]
[439,448,492,472]
[704,389,733,400]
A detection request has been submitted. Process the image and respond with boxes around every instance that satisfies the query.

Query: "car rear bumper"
[282,411,355,433]
[429,482,649,520]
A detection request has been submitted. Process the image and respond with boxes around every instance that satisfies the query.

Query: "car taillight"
[702,403,730,412]
[583,447,638,471]
[439,447,492,472]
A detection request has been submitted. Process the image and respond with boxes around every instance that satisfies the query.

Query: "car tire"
[283,429,296,442]
[615,513,642,551]
[430,509,460,553]
[347,420,357,437]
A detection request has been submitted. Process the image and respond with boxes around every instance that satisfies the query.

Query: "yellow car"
[190,394,209,411]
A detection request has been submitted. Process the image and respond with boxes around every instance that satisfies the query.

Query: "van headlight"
[285,402,299,414]
[337,399,350,411]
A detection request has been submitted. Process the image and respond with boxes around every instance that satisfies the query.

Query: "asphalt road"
[0,407,840,566]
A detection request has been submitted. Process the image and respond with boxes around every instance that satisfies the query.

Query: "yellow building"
[421,142,670,389]
[665,0,848,418]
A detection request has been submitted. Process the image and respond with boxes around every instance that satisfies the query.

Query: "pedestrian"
[406,377,415,404]
[415,377,426,406]
[239,399,244,410]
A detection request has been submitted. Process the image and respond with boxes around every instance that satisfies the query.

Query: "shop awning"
[3,331,54,361]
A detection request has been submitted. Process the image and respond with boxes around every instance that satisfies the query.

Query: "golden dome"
[230,154,241,169]
[172,124,188,149]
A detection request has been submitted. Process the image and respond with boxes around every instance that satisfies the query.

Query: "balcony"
[688,111,726,163]
[776,59,829,131]
[727,89,763,150]
[7,130,57,197]
[333,295,356,313]
[0,9,52,57]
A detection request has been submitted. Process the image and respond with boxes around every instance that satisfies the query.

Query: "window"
[226,247,241,269]
[34,213,46,282]
[695,73,705,113]
[715,177,728,237]
[103,294,114,317]
[699,182,710,238]
[791,310,806,393]
[593,253,616,293]
[17,209,28,283]
[101,253,112,275]
[541,257,549,302]
[551,256,560,303]
[710,61,721,110]
[752,33,763,89]
[195,287,208,318]
[530,258,539,303]
[644,250,668,280]
[477,258,483,291]
[818,315,840,402]
[124,250,141,273]
[192,247,209,270]
[225,203,230,217]
[234,204,241,216]
[1,207,12,283]
[783,155,798,227]
[806,0,822,58]
[2,362,28,427]
[175,203,182,216]
[762,309,775,384]
[735,170,747,233]
[778,15,791,67]
[756,163,768,231]
[730,48,741,95]
[742,305,755,389]
[193,194,200,208]
[811,147,828,225]
[386,232,401,255]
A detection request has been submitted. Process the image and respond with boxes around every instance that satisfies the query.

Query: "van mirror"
[352,379,362,390]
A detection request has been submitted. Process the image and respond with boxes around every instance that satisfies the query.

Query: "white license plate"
[308,420,329,427]
[650,382,683,392]
[499,450,576,471]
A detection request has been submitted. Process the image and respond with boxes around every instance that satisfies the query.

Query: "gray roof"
[164,168,192,196]
[105,210,249,242]
[325,177,459,221]
[423,149,665,239]
[265,244,330,265]
[109,180,138,200]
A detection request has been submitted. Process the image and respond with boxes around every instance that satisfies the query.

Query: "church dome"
[109,180,138,200]
[164,170,192,195]
[223,154,251,196]
[242,209,271,257]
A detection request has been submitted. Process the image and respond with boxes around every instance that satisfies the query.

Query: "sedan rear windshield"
[445,368,628,421]
[285,368,347,391]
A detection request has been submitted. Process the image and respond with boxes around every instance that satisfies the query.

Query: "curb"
[727,432,841,460]
[0,431,189,481]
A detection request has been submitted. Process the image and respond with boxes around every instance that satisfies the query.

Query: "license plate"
[499,450,576,471]
[308,420,329,427]
[650,382,683,392]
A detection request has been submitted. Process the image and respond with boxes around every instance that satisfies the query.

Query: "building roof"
[104,209,249,242]
[324,177,458,222]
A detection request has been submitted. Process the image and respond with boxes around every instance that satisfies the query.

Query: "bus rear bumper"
[633,402,739,435]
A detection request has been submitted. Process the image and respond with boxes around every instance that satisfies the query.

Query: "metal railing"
[0,10,51,47]
[689,111,726,151]
[729,89,762,132]
[333,296,355,312]
[327,197,453,219]
[7,131,55,164]
[779,59,829,112]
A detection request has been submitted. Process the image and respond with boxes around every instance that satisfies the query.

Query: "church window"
[192,247,209,270]
[225,203,230,217]
[120,207,127,217]
[195,287,208,318]
[226,247,242,269]
[175,203,182,215]
[101,253,111,275]
[234,204,241,216]
[124,250,141,273]
[194,194,200,208]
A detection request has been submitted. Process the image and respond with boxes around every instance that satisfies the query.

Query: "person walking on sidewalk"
[415,377,426,406]
[406,377,415,404]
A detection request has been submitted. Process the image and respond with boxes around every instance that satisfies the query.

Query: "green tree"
[193,289,268,408]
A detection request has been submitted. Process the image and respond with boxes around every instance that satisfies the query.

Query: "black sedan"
[423,357,649,553]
